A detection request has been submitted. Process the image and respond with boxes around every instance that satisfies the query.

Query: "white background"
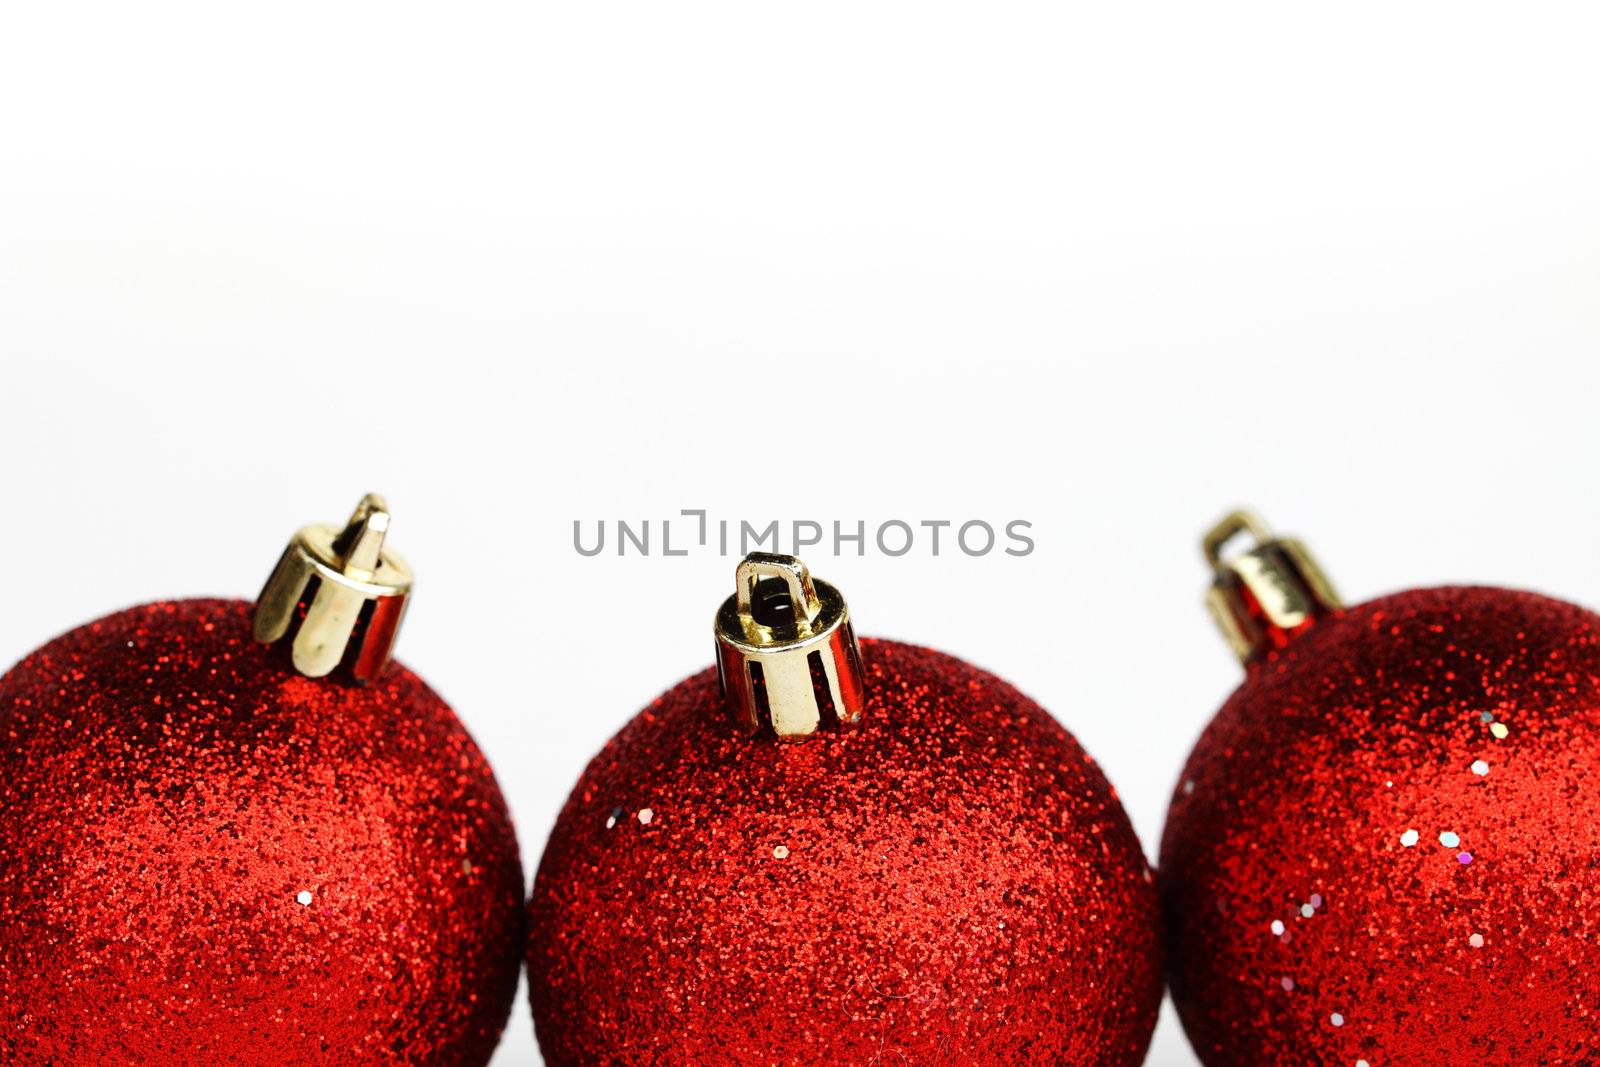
[3,4,1599,1064]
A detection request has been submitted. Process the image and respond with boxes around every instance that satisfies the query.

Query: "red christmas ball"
[0,499,523,1066]
[528,556,1161,1066]
[1163,515,1600,1065]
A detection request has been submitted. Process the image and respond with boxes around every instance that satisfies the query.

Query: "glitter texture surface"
[528,639,1162,1066]
[1162,586,1600,1065]
[0,600,524,1066]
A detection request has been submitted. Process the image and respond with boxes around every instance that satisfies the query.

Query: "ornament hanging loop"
[735,554,824,635]
[253,493,414,683]
[715,553,866,742]
[1203,508,1342,664]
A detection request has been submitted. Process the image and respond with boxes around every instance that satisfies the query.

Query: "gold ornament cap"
[253,493,413,682]
[1203,509,1342,664]
[714,553,866,742]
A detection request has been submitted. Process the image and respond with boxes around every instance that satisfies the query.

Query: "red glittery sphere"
[0,599,524,1066]
[1161,586,1600,1065]
[528,638,1162,1066]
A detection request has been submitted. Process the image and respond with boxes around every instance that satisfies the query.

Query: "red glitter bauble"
[1162,586,1600,1065]
[0,600,524,1066]
[528,639,1162,1066]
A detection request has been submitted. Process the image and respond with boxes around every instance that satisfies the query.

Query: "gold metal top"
[1203,508,1342,664]
[714,553,866,742]
[253,493,413,682]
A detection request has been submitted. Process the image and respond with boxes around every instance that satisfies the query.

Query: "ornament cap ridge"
[1203,508,1342,664]
[253,493,413,682]
[714,552,866,742]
